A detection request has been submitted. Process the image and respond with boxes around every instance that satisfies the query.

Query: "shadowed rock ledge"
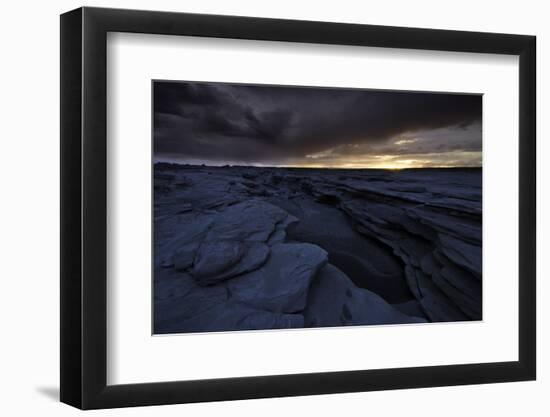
[154,164,481,334]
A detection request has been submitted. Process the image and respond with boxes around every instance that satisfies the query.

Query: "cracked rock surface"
[154,164,481,334]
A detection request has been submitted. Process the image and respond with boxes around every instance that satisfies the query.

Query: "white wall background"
[0,0,546,415]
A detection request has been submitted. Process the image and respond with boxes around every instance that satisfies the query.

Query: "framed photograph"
[60,6,536,409]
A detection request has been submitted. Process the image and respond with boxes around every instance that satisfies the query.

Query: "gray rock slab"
[228,243,328,313]
[305,264,427,327]
[191,241,270,286]
[156,300,303,334]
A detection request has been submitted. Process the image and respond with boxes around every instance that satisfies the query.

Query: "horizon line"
[153,161,482,170]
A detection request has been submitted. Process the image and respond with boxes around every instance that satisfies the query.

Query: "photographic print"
[153,81,482,335]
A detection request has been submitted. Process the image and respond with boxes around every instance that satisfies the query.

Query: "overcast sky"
[153,81,482,169]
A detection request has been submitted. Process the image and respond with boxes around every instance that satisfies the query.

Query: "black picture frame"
[60,6,536,410]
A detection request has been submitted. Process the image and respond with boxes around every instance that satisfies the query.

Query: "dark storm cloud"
[153,81,481,166]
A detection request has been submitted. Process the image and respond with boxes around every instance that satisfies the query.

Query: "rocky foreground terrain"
[153,164,482,334]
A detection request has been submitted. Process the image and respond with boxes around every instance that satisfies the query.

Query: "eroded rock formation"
[154,164,481,334]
